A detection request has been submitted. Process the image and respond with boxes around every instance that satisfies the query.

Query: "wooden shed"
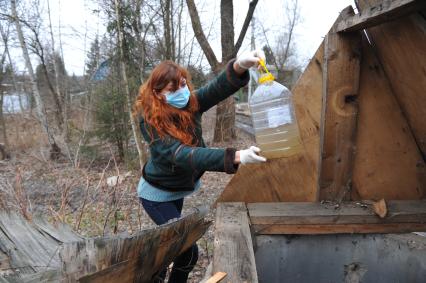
[212,0,426,282]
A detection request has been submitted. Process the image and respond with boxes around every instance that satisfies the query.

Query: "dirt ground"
[0,106,254,282]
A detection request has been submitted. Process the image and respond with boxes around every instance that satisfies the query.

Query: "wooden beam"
[248,200,426,234]
[337,0,426,32]
[213,203,258,283]
[318,6,362,201]
[252,223,426,235]
[60,208,210,283]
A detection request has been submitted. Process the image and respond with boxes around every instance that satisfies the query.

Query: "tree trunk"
[0,92,10,159]
[0,33,9,155]
[11,0,60,159]
[213,0,237,142]
[186,0,258,142]
[114,0,146,171]
[186,0,219,68]
[47,0,70,147]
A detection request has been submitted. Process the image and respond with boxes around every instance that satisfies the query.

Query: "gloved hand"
[239,146,267,164]
[235,49,266,70]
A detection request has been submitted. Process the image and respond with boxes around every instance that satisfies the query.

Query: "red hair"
[133,61,199,146]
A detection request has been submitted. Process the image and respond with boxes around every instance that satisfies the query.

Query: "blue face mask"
[164,85,190,109]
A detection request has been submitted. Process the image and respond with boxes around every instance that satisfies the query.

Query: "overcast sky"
[8,0,355,76]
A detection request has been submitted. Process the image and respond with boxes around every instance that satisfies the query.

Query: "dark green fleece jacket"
[140,60,249,192]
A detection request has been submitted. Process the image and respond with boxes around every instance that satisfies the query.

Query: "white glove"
[239,146,267,164]
[235,49,266,70]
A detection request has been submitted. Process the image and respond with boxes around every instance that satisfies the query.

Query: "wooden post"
[213,203,258,283]
[318,6,362,201]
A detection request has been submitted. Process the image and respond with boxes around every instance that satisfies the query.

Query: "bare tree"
[46,0,72,148]
[11,0,60,159]
[114,0,147,170]
[0,23,9,157]
[23,7,64,130]
[186,0,259,142]
[276,0,300,70]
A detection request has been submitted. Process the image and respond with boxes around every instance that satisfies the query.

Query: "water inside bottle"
[255,123,303,159]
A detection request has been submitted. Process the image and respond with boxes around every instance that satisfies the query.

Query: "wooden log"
[356,0,426,158]
[213,203,258,283]
[248,200,426,234]
[318,6,362,201]
[60,207,210,283]
[337,0,426,32]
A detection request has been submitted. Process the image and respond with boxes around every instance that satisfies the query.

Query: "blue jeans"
[140,198,199,283]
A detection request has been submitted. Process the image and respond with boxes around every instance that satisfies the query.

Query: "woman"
[133,50,266,283]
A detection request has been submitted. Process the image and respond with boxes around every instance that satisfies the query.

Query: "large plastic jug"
[249,60,303,159]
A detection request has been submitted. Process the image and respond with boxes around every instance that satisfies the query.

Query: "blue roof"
[91,59,110,81]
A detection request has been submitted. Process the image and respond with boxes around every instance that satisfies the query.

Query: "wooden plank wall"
[218,2,425,203]
[351,36,426,200]
[357,0,426,158]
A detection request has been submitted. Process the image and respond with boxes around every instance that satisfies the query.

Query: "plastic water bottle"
[249,60,303,159]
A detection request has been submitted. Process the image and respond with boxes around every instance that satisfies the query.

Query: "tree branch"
[234,0,259,57]
[185,0,218,69]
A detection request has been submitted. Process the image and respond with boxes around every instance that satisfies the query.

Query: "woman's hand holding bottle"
[235,146,267,164]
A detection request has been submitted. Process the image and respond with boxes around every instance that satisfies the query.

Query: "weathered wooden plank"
[20,270,61,283]
[217,42,325,203]
[292,42,324,174]
[60,207,210,283]
[205,271,227,283]
[357,0,426,159]
[0,212,82,282]
[0,212,61,271]
[33,217,82,243]
[0,249,11,271]
[337,0,426,32]
[78,260,133,283]
[318,6,362,201]
[252,223,426,235]
[213,203,258,283]
[0,270,60,283]
[218,155,317,203]
[248,200,426,225]
[351,36,426,200]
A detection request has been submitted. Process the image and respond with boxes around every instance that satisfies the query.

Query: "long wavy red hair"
[133,61,199,146]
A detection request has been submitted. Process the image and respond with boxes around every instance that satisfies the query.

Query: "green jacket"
[140,60,249,192]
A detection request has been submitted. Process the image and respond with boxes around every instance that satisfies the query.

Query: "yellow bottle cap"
[258,59,275,83]
[259,73,275,83]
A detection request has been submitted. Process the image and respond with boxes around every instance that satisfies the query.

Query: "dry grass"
[0,105,255,282]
